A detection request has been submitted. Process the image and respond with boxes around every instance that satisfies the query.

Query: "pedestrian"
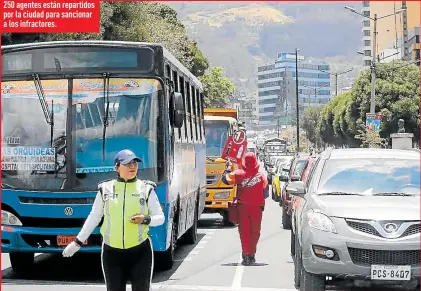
[221,152,268,265]
[62,149,165,291]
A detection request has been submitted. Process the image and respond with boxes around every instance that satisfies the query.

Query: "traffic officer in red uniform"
[221,152,268,265]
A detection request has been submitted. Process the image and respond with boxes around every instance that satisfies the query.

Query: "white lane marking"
[231,255,245,289]
[9,284,298,291]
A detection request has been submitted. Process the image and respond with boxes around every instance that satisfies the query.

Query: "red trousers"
[238,204,263,256]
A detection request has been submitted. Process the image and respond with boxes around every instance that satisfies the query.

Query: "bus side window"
[180,76,188,141]
[186,82,193,142]
[196,88,202,141]
[192,87,198,141]
[200,92,205,138]
[172,69,182,141]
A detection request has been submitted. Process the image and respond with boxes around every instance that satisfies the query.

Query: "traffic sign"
[233,129,246,145]
[221,134,247,164]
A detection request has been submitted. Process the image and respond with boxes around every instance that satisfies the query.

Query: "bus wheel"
[183,203,198,244]
[157,216,177,270]
[10,252,34,276]
[221,210,235,226]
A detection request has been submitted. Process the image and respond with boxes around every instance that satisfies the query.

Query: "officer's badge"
[139,198,146,205]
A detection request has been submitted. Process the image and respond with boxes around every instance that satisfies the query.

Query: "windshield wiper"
[33,74,54,147]
[317,192,365,196]
[102,73,111,162]
[372,192,416,197]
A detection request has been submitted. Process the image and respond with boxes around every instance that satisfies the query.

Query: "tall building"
[257,52,330,129]
[361,1,372,67]
[361,1,420,66]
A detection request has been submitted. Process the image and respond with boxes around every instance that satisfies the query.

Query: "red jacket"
[222,153,268,206]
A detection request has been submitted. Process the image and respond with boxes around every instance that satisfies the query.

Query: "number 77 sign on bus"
[221,130,247,164]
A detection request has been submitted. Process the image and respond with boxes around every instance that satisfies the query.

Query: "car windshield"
[204,120,230,157]
[1,78,159,191]
[278,162,290,175]
[317,158,420,196]
[293,159,307,176]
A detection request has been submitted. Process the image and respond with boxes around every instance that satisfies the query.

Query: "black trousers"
[101,239,153,291]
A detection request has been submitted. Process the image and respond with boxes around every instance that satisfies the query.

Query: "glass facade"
[257,53,331,128]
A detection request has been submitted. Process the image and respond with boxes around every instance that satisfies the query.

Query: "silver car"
[289,148,420,291]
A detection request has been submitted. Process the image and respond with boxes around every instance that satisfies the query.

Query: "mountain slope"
[167,2,364,94]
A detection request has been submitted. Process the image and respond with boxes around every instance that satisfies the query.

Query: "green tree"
[354,123,388,148]
[200,67,235,108]
[316,60,420,147]
[301,106,323,145]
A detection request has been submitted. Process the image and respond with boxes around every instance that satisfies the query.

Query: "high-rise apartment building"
[361,1,420,66]
[257,52,330,129]
[361,1,372,67]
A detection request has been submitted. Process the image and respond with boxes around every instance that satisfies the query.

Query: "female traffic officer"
[62,149,165,291]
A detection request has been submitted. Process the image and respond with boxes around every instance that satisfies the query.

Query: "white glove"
[62,241,81,257]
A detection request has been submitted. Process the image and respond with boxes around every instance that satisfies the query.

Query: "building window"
[364,50,371,56]
[363,30,371,37]
[416,50,420,62]
[364,60,372,66]
[363,11,370,17]
[364,40,371,47]
[363,1,370,7]
[363,20,370,27]
[416,35,420,44]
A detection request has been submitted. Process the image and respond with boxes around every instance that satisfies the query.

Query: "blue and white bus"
[1,41,206,273]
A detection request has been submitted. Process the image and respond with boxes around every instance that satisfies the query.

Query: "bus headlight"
[2,210,22,226]
[214,192,230,199]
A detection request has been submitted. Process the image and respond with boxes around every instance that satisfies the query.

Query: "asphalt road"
[2,199,294,291]
[1,162,416,291]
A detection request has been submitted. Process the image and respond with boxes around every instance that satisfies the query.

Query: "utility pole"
[370,14,377,114]
[295,48,300,152]
[345,6,406,113]
[319,68,353,100]
[402,1,409,61]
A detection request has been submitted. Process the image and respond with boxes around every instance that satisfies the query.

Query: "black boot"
[249,255,256,264]
[241,256,251,266]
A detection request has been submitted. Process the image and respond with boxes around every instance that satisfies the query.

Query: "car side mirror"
[286,181,306,197]
[280,175,289,182]
[170,92,184,128]
[290,175,301,182]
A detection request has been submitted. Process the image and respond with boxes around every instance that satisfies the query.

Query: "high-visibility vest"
[99,178,153,249]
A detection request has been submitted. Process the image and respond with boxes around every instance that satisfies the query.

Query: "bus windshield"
[1,78,159,191]
[204,120,230,157]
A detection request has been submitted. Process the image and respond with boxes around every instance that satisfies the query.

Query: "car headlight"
[2,210,22,226]
[307,211,336,233]
[214,192,230,199]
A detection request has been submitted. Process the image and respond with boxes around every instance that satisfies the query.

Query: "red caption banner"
[1,0,100,33]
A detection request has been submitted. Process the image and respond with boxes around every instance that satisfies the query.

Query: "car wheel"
[294,238,301,288]
[300,268,325,291]
[290,231,295,257]
[282,205,291,229]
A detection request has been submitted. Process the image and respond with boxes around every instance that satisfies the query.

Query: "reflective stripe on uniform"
[100,179,152,249]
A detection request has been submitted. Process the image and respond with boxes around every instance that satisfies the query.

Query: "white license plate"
[370,265,411,281]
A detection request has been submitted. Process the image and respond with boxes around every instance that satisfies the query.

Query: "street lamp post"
[345,6,405,114]
[319,68,353,98]
[295,48,300,152]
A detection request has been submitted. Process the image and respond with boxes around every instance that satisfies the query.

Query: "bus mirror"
[173,92,184,128]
